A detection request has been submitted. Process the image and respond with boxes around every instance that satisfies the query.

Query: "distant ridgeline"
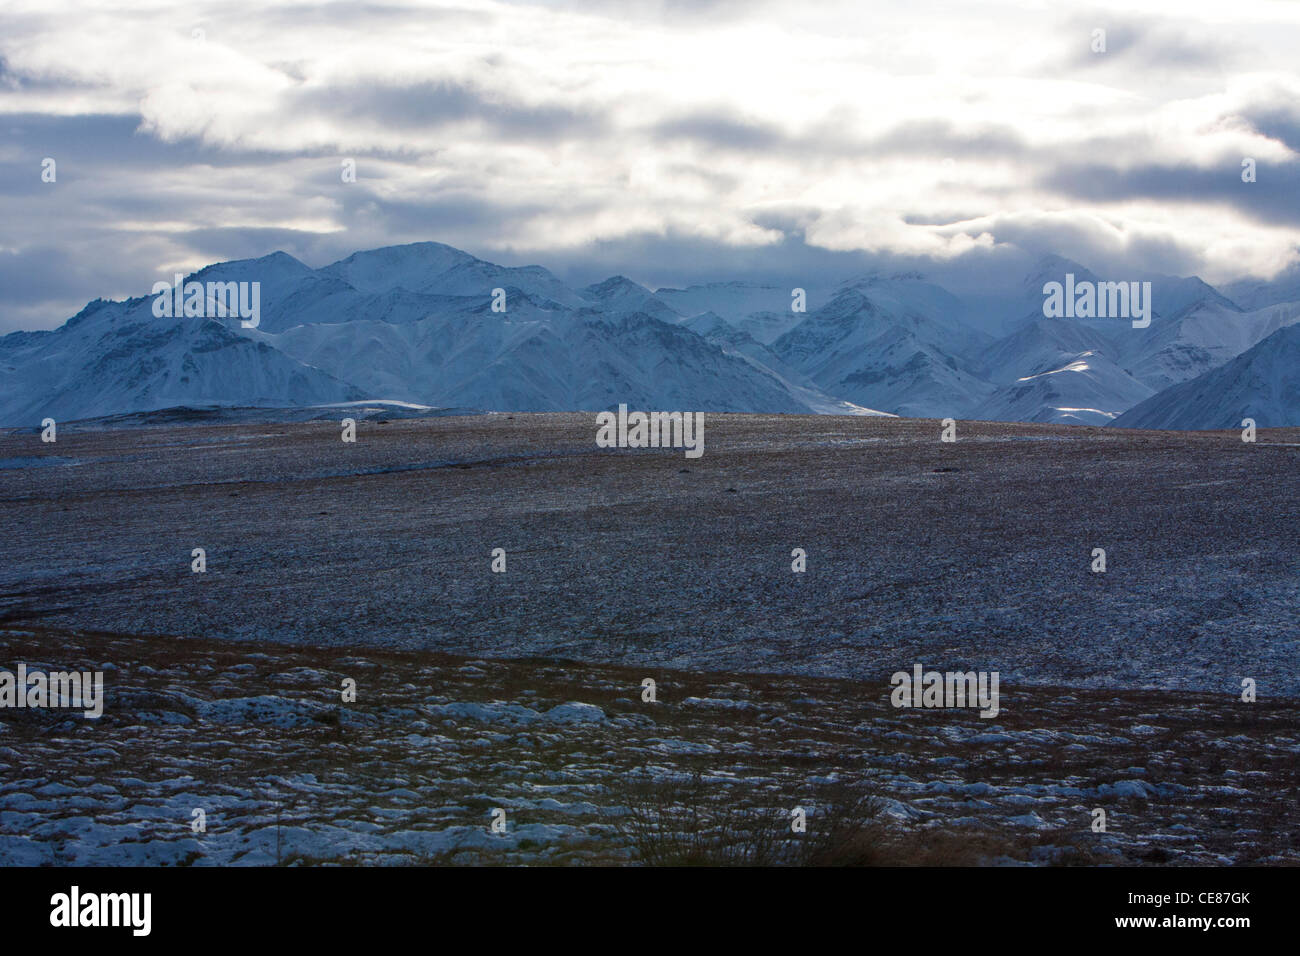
[2,241,1298,428]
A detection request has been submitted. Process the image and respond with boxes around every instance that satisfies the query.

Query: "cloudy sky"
[3,0,1300,331]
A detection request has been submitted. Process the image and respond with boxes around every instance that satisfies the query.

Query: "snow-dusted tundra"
[0,412,1296,865]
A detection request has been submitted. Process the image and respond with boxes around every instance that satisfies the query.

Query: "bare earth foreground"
[0,413,1297,865]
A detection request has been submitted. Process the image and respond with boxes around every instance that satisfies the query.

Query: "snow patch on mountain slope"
[971,350,1154,426]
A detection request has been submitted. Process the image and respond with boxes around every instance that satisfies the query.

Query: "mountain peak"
[583,275,650,298]
[320,241,481,294]
[1027,254,1095,283]
[1113,322,1300,429]
[192,249,313,282]
[5,238,1291,428]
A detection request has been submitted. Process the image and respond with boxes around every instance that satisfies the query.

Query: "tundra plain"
[0,413,1297,865]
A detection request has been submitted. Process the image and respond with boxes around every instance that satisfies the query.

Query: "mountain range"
[3,240,1299,429]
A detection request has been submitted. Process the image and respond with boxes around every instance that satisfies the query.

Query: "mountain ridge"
[4,240,1299,428]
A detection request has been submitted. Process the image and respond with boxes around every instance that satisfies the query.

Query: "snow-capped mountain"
[2,240,1295,428]
[322,241,589,308]
[1003,255,1105,334]
[0,294,361,425]
[1144,273,1241,321]
[978,317,1119,385]
[970,350,1154,426]
[1223,258,1300,312]
[1007,256,1238,345]
[580,276,681,323]
[1113,299,1300,393]
[770,279,993,418]
[998,256,1298,400]
[967,319,1151,425]
[826,327,994,418]
[683,312,890,416]
[1111,323,1300,429]
[653,281,818,338]
[0,244,835,423]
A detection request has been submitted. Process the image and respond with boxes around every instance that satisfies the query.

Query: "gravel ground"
[1,627,1295,866]
[1,412,1296,695]
[1,412,1297,865]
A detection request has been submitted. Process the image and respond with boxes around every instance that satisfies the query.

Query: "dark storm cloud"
[493,0,775,23]
[0,114,211,189]
[0,112,414,187]
[516,229,905,293]
[0,244,155,333]
[1065,16,1239,71]
[177,227,343,267]
[651,112,791,151]
[0,54,99,92]
[747,206,824,236]
[515,228,1045,302]
[0,246,92,307]
[1040,159,1300,227]
[332,186,572,238]
[648,112,1027,162]
[293,80,608,141]
[868,120,1028,158]
[968,217,1196,280]
[902,211,990,227]
[256,2,492,32]
[1235,105,1300,154]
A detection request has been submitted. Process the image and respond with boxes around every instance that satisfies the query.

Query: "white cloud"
[3,0,1300,328]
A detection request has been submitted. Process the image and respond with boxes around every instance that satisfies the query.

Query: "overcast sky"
[3,0,1300,331]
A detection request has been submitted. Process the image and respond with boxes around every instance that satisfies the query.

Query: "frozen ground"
[0,627,1295,866]
[1,412,1296,694]
[0,413,1296,865]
